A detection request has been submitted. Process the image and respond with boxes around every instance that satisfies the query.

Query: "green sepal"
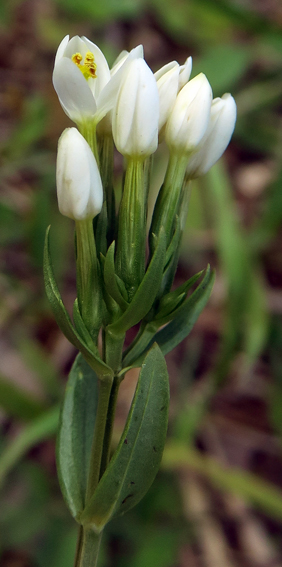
[123,266,215,367]
[80,344,169,531]
[94,200,108,258]
[107,228,166,336]
[164,215,181,269]
[43,227,113,379]
[56,354,99,521]
[104,242,129,311]
[73,299,98,351]
[155,270,204,324]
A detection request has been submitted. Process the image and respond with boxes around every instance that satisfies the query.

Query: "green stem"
[100,376,122,475]
[86,377,113,501]
[116,157,146,299]
[98,134,115,246]
[74,526,102,567]
[75,219,101,339]
[80,121,99,165]
[149,152,188,254]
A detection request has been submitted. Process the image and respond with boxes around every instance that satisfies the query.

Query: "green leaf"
[123,266,214,367]
[154,266,215,355]
[56,354,99,521]
[73,298,97,351]
[81,344,169,531]
[156,270,203,322]
[104,242,129,310]
[107,228,166,335]
[122,271,204,368]
[44,226,113,379]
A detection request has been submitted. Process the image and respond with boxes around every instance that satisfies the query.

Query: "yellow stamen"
[71,51,97,80]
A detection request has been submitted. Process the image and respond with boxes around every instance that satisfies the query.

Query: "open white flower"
[112,58,159,158]
[165,73,212,155]
[53,35,142,127]
[56,128,103,220]
[186,93,237,178]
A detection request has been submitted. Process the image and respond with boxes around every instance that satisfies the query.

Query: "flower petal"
[53,58,97,124]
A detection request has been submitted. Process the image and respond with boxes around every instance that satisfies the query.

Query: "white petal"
[82,37,111,97]
[54,35,69,67]
[63,36,88,58]
[178,56,192,90]
[53,58,97,123]
[95,46,144,124]
[156,63,180,131]
[154,61,178,82]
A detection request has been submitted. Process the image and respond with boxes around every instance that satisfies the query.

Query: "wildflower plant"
[44,35,236,567]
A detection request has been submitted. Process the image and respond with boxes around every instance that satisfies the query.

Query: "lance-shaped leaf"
[104,242,129,311]
[107,228,166,336]
[123,266,215,367]
[57,354,99,521]
[151,265,215,355]
[156,270,203,321]
[44,227,113,379]
[80,343,169,532]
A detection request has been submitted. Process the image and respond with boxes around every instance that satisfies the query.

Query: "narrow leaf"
[153,266,215,355]
[57,354,99,521]
[44,227,113,379]
[156,270,203,322]
[104,242,129,310]
[108,228,166,335]
[81,344,169,531]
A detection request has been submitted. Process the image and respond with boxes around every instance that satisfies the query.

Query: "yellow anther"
[72,53,83,66]
[71,51,97,80]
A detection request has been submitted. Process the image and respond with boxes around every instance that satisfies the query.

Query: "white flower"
[186,93,237,178]
[56,128,103,220]
[155,57,192,132]
[53,35,142,127]
[112,58,159,158]
[165,73,212,154]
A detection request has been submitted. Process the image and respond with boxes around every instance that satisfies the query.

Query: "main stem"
[74,331,124,567]
[74,526,102,567]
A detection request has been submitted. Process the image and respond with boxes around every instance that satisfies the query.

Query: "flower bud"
[165,73,212,154]
[56,128,103,220]
[178,56,192,91]
[186,93,237,178]
[112,58,159,158]
[155,62,180,132]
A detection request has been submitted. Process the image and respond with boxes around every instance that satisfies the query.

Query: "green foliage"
[57,354,99,520]
[44,227,113,378]
[81,344,169,531]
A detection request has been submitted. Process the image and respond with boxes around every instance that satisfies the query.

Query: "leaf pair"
[56,345,169,531]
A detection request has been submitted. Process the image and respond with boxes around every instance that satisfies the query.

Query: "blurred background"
[1,0,282,565]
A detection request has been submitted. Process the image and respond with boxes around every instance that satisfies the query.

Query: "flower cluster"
[54,35,236,222]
